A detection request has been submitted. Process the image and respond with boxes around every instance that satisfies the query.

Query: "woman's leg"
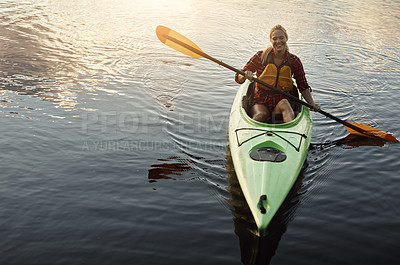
[273,99,294,123]
[250,103,270,122]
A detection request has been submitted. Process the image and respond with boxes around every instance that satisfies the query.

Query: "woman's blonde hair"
[261,25,289,64]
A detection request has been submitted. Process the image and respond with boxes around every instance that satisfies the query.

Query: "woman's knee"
[251,104,270,122]
[275,99,293,113]
[277,99,291,108]
[253,112,269,122]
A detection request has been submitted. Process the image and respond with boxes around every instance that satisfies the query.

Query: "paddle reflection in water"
[148,156,194,183]
[226,146,307,265]
[311,134,386,151]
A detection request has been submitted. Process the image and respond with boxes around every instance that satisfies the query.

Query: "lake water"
[1,0,399,264]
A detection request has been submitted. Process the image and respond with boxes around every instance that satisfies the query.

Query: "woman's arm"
[301,89,321,111]
[235,51,263,84]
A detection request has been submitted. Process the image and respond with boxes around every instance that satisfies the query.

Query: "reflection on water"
[148,156,194,183]
[0,1,93,109]
[311,134,386,151]
[0,0,192,114]
[226,146,307,265]
[0,0,162,112]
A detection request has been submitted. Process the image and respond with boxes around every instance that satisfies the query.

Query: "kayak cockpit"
[241,82,302,124]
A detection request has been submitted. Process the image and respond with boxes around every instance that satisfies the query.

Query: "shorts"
[252,87,290,113]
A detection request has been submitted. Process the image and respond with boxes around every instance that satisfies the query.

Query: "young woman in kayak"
[235,25,320,123]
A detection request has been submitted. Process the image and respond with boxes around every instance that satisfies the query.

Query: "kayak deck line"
[234,128,308,151]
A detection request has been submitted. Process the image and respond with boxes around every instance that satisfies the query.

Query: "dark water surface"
[1,0,399,264]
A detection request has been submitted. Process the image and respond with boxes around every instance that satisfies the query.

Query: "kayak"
[228,80,312,237]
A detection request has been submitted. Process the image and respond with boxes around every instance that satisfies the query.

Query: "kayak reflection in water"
[235,25,320,123]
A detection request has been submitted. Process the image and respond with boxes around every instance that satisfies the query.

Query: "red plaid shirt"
[235,50,311,110]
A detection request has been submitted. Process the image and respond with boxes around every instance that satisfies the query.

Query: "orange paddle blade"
[156,25,205,59]
[344,122,398,142]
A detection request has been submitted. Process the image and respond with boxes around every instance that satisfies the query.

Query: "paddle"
[156,25,398,142]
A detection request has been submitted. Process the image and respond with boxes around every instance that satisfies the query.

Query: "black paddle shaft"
[163,33,379,139]
[163,34,314,108]
[203,53,381,138]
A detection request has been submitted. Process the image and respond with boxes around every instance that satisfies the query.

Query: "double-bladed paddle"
[156,25,398,142]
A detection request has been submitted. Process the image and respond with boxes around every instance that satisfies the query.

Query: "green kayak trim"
[228,80,312,237]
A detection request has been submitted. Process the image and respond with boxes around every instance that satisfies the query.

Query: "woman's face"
[270,29,287,53]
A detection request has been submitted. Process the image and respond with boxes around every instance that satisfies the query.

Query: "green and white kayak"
[228,80,312,237]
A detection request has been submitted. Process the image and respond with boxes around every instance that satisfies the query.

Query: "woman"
[235,25,320,123]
